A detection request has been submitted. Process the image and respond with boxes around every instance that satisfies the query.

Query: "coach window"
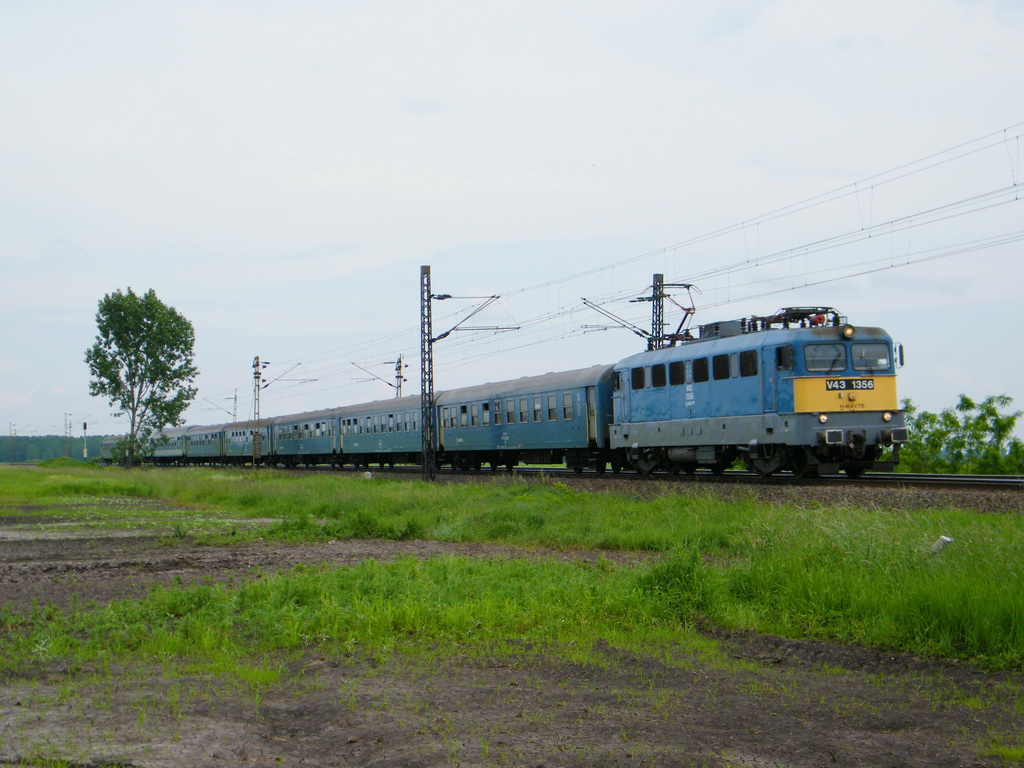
[805,343,847,373]
[740,350,758,377]
[563,392,573,419]
[471,404,479,427]
[547,394,557,420]
[482,402,490,426]
[852,343,890,372]
[507,400,516,424]
[631,367,646,390]
[651,363,667,388]
[532,396,542,422]
[494,400,503,425]
[460,405,468,428]
[669,361,685,386]
[712,354,730,381]
[519,398,528,423]
[389,414,395,433]
[692,357,709,383]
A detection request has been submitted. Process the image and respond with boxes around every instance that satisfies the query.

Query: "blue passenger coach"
[337,395,423,468]
[184,424,225,465]
[437,365,616,472]
[269,408,343,467]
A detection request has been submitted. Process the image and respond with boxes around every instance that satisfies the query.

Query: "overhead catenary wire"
[227,123,1024,417]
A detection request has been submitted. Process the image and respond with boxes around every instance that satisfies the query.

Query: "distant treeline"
[0,435,109,463]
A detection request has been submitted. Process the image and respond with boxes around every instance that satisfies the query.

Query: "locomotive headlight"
[818,414,829,424]
[840,324,857,339]
[883,412,892,422]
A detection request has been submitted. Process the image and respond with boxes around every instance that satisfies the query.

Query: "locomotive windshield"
[804,343,847,373]
[851,342,891,372]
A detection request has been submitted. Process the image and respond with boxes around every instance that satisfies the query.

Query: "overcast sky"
[2,0,1022,440]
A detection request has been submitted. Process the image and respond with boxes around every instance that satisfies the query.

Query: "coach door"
[761,348,777,413]
[612,371,628,424]
[586,387,598,446]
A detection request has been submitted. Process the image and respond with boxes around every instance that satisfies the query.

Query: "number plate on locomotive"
[825,379,874,390]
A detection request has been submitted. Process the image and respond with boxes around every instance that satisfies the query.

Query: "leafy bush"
[899,394,1024,474]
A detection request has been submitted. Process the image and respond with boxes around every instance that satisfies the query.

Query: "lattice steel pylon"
[631,273,699,349]
[252,356,262,468]
[649,273,665,350]
[419,266,436,481]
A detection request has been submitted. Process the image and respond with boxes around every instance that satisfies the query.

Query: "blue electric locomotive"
[610,307,907,477]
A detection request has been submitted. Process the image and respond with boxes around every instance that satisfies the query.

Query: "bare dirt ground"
[1,487,1023,767]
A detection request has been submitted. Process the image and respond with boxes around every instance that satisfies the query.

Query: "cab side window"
[651,364,666,388]
[740,350,758,377]
[712,354,730,380]
[693,358,709,383]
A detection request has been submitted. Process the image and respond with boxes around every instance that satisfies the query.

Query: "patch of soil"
[1,500,1021,767]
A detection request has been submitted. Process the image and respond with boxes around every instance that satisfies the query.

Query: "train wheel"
[789,449,818,479]
[635,456,659,476]
[843,466,866,479]
[750,445,786,478]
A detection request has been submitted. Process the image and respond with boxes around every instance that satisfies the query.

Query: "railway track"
[283,463,1024,492]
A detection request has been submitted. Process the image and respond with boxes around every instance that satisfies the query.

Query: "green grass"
[1,464,1023,670]
[1,556,718,673]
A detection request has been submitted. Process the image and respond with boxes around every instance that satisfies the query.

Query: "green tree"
[899,394,1023,474]
[84,288,198,468]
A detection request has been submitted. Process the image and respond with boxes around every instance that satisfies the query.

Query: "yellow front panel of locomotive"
[792,376,898,413]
